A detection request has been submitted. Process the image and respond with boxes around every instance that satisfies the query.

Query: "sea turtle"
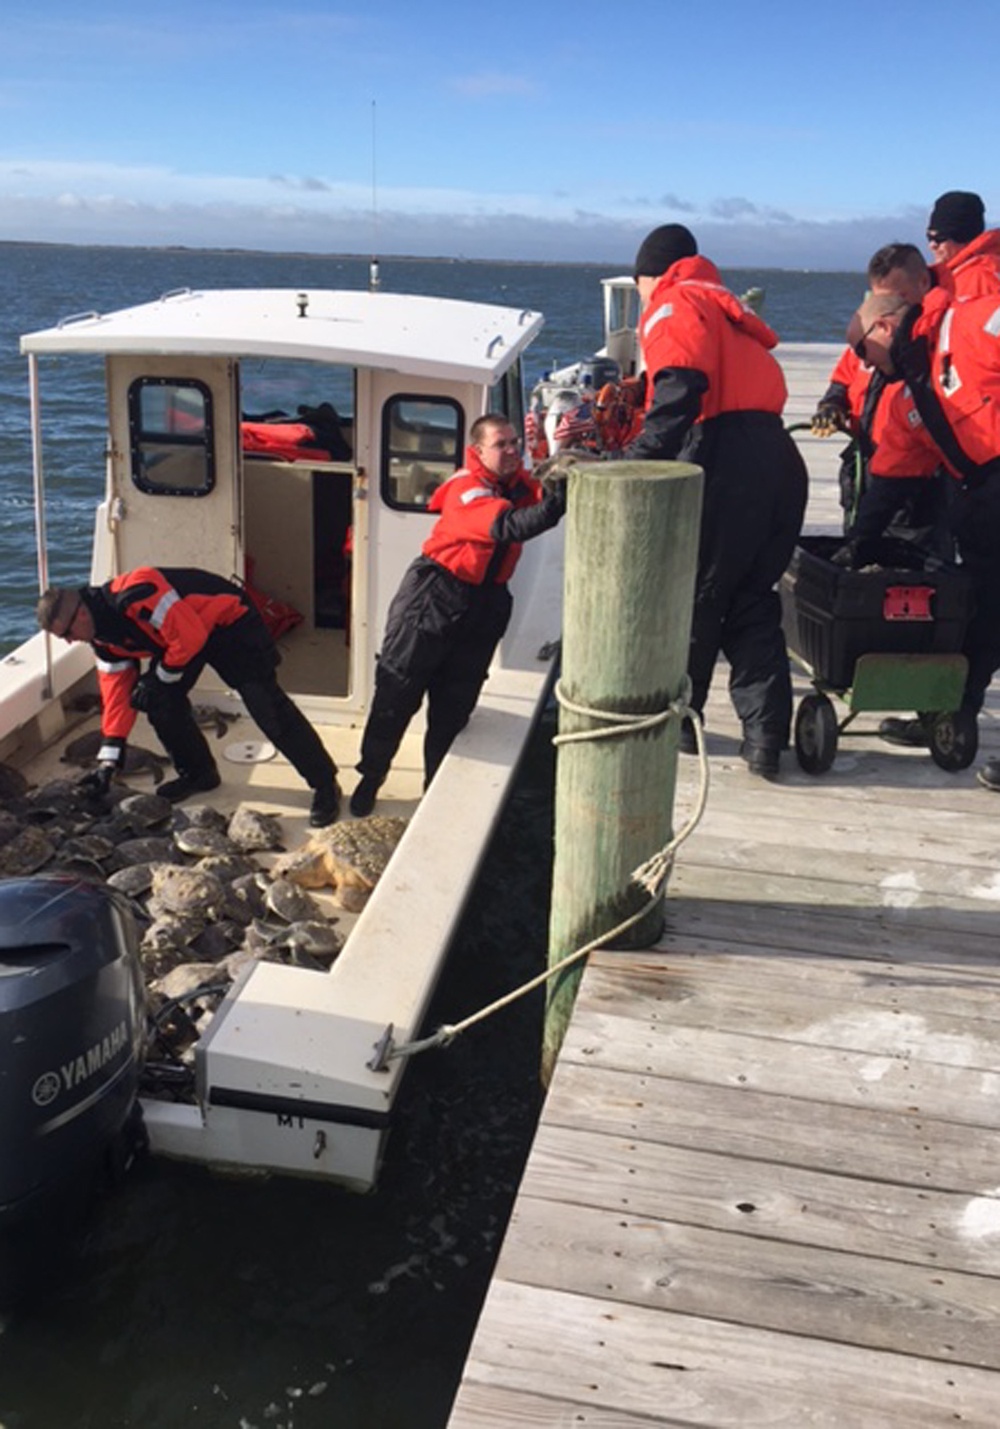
[227,805,284,852]
[271,815,408,912]
[264,876,323,924]
[60,731,170,784]
[107,861,159,898]
[150,864,227,919]
[112,836,182,870]
[0,826,57,876]
[0,809,23,850]
[274,919,343,966]
[173,824,239,859]
[0,762,30,803]
[117,792,173,831]
[192,704,241,740]
[171,803,229,833]
[196,852,257,885]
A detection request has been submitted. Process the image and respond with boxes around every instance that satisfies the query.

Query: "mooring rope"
[376,683,711,1066]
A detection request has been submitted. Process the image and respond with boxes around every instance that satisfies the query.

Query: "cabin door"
[106,355,241,579]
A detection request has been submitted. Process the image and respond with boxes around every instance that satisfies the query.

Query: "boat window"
[128,378,215,496]
[381,396,464,510]
[239,358,356,462]
[487,359,526,442]
[606,282,640,338]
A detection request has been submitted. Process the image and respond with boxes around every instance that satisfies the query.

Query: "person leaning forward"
[846,287,1000,783]
[349,414,565,818]
[38,567,342,825]
[621,223,808,780]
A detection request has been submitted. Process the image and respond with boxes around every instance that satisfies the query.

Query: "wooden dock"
[446,344,1000,1427]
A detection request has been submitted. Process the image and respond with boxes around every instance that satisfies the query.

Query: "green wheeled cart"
[780,536,977,776]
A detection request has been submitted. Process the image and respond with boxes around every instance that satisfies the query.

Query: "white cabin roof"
[20,287,545,384]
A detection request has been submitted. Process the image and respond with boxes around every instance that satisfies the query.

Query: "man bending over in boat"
[38,568,343,826]
[349,414,565,817]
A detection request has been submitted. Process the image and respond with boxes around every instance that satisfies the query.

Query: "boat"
[0,279,564,1283]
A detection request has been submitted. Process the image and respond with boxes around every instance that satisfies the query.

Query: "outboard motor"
[0,876,146,1308]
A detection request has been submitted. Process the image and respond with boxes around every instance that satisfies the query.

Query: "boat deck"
[447,343,1000,1426]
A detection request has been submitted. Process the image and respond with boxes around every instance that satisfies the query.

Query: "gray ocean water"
[0,244,862,1429]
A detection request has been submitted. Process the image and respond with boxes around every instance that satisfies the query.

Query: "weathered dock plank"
[447,343,1000,1426]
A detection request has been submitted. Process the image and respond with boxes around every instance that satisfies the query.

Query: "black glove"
[811,403,847,437]
[78,762,115,797]
[131,671,172,713]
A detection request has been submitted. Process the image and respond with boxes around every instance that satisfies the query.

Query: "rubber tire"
[794,693,838,774]
[928,709,979,772]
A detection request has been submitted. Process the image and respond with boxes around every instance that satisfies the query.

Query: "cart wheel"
[928,709,979,772]
[794,693,838,774]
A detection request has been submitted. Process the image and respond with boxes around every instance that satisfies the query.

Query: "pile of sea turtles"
[0,749,407,1097]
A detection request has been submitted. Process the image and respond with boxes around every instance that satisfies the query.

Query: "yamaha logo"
[30,1021,129,1107]
[31,1071,61,1107]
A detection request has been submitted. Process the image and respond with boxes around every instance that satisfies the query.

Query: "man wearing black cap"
[622,223,808,779]
[926,190,1000,298]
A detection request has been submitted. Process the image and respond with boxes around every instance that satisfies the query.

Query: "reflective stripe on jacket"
[421,448,544,585]
[638,255,788,421]
[91,567,249,741]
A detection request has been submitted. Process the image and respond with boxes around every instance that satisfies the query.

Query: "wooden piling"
[542,460,703,1084]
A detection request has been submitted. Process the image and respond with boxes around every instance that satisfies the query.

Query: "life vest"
[825,346,874,427]
[944,229,1000,299]
[89,568,250,742]
[422,447,543,585]
[638,256,787,421]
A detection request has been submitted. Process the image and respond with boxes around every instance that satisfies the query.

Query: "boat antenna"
[369,100,380,292]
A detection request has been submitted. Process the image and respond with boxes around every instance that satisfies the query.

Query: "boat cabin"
[19,286,543,726]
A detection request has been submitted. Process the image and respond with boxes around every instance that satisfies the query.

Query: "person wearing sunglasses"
[839,284,1000,777]
[926,191,1000,300]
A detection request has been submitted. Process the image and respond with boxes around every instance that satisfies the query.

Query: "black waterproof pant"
[682,412,808,750]
[950,475,1000,716]
[357,557,513,787]
[146,609,337,789]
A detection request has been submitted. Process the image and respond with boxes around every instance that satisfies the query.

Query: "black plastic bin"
[780,535,974,691]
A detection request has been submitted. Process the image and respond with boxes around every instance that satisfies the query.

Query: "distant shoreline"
[0,237,862,277]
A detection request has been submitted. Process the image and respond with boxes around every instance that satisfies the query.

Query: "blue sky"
[2,0,998,270]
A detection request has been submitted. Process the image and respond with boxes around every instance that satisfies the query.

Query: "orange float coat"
[421,445,546,585]
[88,567,249,748]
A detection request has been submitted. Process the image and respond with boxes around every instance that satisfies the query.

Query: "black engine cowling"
[0,876,146,1306]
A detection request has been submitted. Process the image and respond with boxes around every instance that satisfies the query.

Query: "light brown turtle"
[271,815,408,912]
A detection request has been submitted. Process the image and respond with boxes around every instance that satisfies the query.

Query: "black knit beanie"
[928,191,985,244]
[633,224,698,279]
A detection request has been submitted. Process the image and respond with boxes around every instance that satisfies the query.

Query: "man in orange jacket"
[926,191,1000,299]
[349,414,565,816]
[39,568,342,824]
[846,287,1000,778]
[621,223,808,779]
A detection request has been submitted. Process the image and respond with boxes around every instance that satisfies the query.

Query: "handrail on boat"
[56,311,100,328]
[486,335,505,357]
[158,287,194,302]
